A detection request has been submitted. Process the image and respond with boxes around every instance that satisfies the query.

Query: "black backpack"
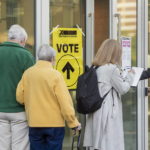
[76,65,110,114]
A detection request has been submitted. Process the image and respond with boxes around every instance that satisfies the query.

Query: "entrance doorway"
[49,1,86,149]
[0,0,142,150]
[116,1,137,150]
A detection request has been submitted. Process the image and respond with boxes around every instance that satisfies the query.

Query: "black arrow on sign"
[62,62,75,79]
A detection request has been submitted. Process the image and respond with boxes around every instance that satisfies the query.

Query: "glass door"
[117,1,137,150]
[111,0,138,150]
[49,0,86,149]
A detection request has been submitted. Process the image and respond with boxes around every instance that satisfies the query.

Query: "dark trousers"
[29,127,65,150]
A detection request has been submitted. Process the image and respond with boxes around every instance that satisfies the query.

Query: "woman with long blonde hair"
[83,39,134,150]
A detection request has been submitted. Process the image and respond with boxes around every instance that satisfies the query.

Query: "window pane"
[50,0,86,149]
[117,0,137,150]
[0,0,35,54]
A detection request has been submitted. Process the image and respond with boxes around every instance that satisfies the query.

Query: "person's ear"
[20,40,26,47]
[52,57,55,66]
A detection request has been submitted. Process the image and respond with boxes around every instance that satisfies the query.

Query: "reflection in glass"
[50,0,86,149]
[50,0,85,30]
[117,0,137,150]
[0,0,35,54]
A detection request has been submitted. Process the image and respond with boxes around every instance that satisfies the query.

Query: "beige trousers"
[0,112,29,150]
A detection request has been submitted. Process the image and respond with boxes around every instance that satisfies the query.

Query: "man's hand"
[72,124,81,136]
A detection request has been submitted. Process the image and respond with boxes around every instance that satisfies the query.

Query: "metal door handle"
[114,13,121,42]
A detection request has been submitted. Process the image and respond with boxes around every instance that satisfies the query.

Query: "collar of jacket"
[0,41,28,50]
[35,60,53,68]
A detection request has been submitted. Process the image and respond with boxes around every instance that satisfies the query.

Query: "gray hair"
[8,24,28,42]
[38,44,56,61]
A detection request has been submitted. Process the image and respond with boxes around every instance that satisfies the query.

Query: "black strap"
[91,65,99,69]
[97,81,112,99]
[95,66,99,69]
[112,87,120,106]
[112,88,115,106]
[102,88,112,99]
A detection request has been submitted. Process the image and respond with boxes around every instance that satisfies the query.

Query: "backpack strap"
[112,88,115,106]
[95,66,99,69]
[102,88,112,99]
[91,65,99,69]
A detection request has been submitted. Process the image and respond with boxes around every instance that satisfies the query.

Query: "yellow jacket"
[16,60,79,128]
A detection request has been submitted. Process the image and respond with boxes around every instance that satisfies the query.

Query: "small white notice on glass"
[121,37,131,69]
[131,67,144,87]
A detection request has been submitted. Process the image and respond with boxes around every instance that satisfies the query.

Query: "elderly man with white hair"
[16,44,81,150]
[0,24,34,150]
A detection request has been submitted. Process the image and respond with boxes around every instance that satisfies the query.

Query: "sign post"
[53,28,83,90]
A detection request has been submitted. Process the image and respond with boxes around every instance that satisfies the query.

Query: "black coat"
[140,68,150,80]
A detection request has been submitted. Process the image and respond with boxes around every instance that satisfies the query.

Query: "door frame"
[109,0,117,39]
[109,0,148,150]
[35,0,49,59]
[86,0,94,66]
[35,0,149,149]
[137,0,148,150]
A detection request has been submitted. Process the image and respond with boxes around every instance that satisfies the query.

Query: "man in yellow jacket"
[16,44,80,150]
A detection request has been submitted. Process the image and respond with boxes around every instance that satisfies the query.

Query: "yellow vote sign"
[53,28,83,90]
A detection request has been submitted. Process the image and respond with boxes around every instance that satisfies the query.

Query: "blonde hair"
[92,39,122,66]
